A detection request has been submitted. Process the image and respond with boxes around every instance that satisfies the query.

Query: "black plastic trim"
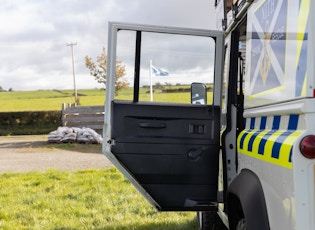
[133,31,141,102]
[227,169,270,230]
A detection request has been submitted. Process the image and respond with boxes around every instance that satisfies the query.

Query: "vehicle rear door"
[103,22,224,211]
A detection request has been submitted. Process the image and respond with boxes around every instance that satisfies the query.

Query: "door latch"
[187,146,208,160]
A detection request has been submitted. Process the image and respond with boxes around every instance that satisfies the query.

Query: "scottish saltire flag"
[151,65,169,76]
[248,0,287,95]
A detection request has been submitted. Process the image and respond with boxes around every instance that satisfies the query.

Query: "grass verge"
[0,168,197,229]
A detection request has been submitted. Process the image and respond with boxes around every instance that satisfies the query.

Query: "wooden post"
[61,103,66,126]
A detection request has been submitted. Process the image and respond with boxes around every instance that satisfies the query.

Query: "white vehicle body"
[219,0,314,229]
[103,0,315,229]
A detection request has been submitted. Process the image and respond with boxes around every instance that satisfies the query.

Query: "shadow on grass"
[0,140,47,149]
[46,142,102,154]
[0,140,102,154]
[103,221,197,230]
[53,218,197,230]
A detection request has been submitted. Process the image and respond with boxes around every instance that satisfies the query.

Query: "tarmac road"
[0,135,112,173]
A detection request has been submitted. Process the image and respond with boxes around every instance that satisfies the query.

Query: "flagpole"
[149,60,153,102]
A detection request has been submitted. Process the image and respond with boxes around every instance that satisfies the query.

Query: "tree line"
[0,86,13,92]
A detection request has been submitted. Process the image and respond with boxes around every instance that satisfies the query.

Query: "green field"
[0,87,213,112]
[0,168,197,229]
[0,89,106,112]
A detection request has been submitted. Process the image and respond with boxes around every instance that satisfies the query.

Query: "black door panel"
[110,101,220,211]
[112,101,219,142]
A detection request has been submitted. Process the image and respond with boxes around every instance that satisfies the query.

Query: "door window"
[110,24,222,105]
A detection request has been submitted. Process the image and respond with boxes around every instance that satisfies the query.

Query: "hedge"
[0,111,62,136]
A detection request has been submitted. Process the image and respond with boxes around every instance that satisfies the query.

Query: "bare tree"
[85,47,129,94]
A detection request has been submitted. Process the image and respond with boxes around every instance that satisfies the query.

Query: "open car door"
[103,22,224,211]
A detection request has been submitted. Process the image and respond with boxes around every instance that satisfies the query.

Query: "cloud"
[0,0,215,91]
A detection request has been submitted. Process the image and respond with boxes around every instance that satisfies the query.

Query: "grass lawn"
[0,168,197,229]
[0,89,106,112]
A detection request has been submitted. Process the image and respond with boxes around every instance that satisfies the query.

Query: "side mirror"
[191,83,207,105]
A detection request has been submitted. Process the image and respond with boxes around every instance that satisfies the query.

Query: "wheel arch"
[227,169,270,230]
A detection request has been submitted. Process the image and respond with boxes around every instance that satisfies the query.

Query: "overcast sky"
[0,0,216,91]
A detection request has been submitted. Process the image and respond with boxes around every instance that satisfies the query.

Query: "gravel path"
[0,135,112,173]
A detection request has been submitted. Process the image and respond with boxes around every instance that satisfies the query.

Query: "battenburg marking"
[238,115,302,168]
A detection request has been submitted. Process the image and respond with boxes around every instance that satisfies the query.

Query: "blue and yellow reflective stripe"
[238,129,302,168]
[238,115,303,168]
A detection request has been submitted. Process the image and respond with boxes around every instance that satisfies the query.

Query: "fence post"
[62,103,66,126]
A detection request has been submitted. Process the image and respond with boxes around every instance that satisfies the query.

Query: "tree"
[85,47,129,94]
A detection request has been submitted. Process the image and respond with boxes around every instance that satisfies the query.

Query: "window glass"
[115,30,215,105]
[115,30,136,101]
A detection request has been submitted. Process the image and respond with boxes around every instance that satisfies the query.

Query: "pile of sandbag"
[48,126,103,144]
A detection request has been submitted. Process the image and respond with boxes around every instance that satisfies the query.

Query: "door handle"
[138,122,166,128]
[187,146,208,160]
